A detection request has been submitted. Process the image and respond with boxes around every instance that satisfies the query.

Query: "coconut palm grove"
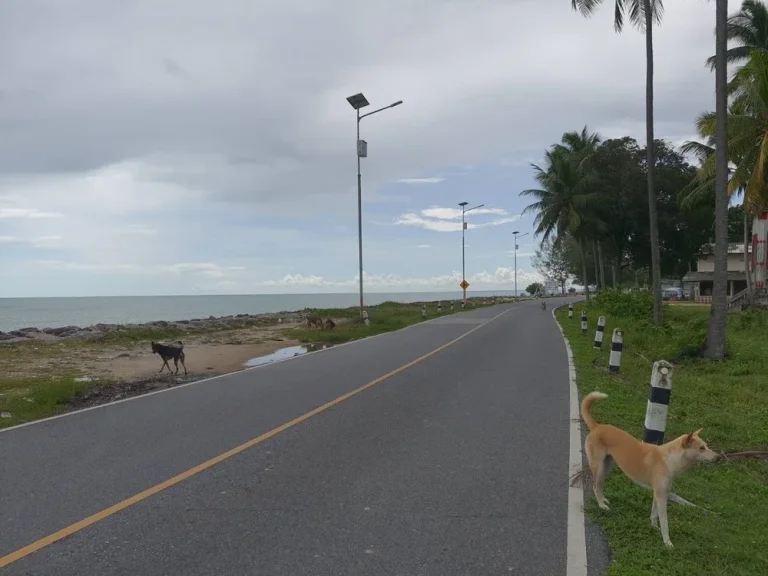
[524,0,768,359]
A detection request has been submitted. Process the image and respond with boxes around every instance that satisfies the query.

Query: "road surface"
[1,298,579,575]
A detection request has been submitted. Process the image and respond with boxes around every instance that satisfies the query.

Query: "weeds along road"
[1,297,577,576]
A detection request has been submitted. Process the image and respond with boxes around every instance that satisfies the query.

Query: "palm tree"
[520,146,600,300]
[706,0,768,71]
[570,0,665,323]
[704,0,730,359]
[554,126,608,288]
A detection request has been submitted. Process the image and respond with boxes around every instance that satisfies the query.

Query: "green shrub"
[592,289,654,320]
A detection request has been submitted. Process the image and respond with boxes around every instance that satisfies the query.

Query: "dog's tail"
[177,341,184,349]
[581,391,608,431]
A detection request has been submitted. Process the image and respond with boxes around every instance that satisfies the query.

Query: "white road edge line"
[552,302,588,576]
[0,305,506,434]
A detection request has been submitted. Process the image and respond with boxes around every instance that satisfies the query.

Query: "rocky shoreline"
[0,310,308,343]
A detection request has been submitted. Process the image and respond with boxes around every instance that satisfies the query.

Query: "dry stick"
[722,450,768,460]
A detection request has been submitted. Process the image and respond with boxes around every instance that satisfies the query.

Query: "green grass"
[557,303,768,575]
[286,298,501,344]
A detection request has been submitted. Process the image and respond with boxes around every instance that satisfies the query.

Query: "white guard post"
[608,328,623,372]
[643,360,673,445]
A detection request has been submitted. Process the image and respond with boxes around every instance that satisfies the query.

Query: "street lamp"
[459,201,484,305]
[512,230,529,297]
[346,92,403,319]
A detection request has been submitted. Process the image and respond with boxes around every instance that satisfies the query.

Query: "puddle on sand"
[244,343,332,368]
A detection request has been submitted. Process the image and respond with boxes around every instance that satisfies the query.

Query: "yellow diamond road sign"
[460,280,470,290]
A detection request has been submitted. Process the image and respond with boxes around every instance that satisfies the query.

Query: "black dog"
[151,340,187,375]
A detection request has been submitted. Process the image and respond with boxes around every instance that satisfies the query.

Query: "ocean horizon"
[0,290,523,332]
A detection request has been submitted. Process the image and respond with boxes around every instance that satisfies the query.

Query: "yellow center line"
[0,306,513,568]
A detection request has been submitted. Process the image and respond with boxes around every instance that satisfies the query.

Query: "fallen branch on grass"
[722,450,768,461]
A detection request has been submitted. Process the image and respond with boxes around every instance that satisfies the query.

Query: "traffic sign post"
[460,280,470,304]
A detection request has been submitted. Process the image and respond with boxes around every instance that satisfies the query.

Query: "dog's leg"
[601,456,614,505]
[173,356,179,374]
[180,352,187,375]
[650,498,659,528]
[585,437,610,510]
[653,484,673,548]
[593,457,611,510]
[161,358,172,373]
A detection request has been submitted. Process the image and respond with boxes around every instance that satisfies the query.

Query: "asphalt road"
[1,298,578,575]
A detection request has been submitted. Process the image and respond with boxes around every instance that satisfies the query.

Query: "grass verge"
[286,298,501,344]
[557,300,768,575]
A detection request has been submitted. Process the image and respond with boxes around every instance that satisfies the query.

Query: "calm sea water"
[0,291,521,332]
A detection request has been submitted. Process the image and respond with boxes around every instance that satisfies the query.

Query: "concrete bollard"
[362,309,370,326]
[437,302,442,313]
[451,302,455,312]
[568,303,574,319]
[461,302,465,309]
[594,316,606,350]
[421,304,427,319]
[581,310,587,334]
[643,360,673,445]
[608,328,623,372]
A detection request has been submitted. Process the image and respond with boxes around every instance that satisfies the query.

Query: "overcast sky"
[0,0,717,297]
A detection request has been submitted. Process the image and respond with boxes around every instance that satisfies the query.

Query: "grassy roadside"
[0,297,514,428]
[557,294,768,575]
[286,297,503,344]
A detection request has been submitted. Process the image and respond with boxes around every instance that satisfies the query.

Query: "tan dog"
[306,316,323,330]
[324,318,336,331]
[582,391,719,548]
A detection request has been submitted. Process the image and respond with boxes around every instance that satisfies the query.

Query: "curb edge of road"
[0,303,510,434]
[552,302,589,576]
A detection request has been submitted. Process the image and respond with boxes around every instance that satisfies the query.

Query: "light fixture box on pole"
[357,140,368,158]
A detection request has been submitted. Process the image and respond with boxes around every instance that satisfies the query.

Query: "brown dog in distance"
[151,340,187,375]
[306,316,323,330]
[324,318,336,331]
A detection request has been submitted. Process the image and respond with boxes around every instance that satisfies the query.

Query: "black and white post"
[643,360,673,445]
[421,304,427,319]
[608,328,623,372]
[437,302,442,313]
[594,315,606,350]
[362,309,370,326]
[581,310,587,334]
[451,302,455,313]
[568,303,574,319]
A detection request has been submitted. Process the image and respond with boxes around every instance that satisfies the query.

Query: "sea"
[0,291,522,332]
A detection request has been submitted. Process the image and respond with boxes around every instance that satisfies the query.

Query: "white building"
[682,243,751,303]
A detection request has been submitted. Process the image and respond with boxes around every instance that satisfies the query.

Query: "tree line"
[523,0,765,359]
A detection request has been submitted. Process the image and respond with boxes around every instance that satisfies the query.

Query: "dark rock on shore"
[1,311,306,343]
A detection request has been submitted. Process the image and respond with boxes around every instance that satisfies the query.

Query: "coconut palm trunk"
[745,207,754,304]
[592,241,600,290]
[644,0,663,324]
[704,0,730,358]
[579,238,591,302]
[597,239,606,287]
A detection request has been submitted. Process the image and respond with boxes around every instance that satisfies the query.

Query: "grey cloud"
[0,0,718,214]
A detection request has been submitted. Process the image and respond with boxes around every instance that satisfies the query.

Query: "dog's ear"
[694,428,703,437]
[683,428,702,448]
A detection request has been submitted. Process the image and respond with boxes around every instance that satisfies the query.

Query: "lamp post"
[459,201,484,305]
[346,92,403,319]
[512,230,529,297]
